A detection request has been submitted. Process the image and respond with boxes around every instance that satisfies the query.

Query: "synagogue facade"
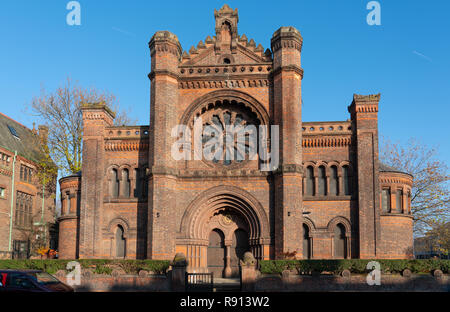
[58,5,413,276]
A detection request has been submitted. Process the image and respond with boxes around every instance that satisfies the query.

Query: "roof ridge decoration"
[214,4,238,16]
[180,5,272,64]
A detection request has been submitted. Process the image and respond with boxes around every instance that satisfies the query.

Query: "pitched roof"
[0,112,44,163]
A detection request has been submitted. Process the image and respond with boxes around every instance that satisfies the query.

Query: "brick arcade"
[57,5,413,277]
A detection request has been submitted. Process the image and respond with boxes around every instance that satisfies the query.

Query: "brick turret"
[271,26,304,259]
[147,31,182,260]
[57,173,81,259]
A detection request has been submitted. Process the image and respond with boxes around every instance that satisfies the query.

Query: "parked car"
[0,270,74,292]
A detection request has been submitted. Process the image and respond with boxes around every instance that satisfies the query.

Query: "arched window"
[61,194,66,215]
[318,166,326,195]
[220,21,232,44]
[66,192,71,214]
[115,225,126,258]
[396,189,403,213]
[112,169,119,198]
[303,224,311,259]
[342,165,351,195]
[407,191,411,214]
[306,166,315,196]
[122,169,130,198]
[329,166,338,195]
[334,224,347,259]
[134,168,140,198]
[381,188,390,212]
[142,167,148,198]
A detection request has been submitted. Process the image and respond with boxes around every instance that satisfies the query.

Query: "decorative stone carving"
[402,269,412,278]
[433,269,443,279]
[172,252,188,267]
[240,251,257,266]
[341,269,351,278]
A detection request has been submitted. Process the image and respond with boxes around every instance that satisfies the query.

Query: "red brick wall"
[0,147,56,255]
[379,215,414,259]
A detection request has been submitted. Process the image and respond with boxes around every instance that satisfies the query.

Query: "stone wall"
[254,272,449,292]
[57,270,449,292]
[55,271,170,292]
[0,251,11,259]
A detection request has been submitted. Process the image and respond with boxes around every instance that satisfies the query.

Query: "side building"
[0,112,57,259]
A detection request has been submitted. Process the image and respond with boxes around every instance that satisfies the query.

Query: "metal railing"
[185,272,214,292]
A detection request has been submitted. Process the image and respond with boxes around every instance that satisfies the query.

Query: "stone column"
[224,244,232,277]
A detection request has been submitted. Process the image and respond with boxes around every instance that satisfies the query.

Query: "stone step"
[213,277,241,292]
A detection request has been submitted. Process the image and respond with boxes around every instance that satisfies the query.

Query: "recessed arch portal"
[179,185,269,274]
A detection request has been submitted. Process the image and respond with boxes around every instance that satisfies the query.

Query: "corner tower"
[147,31,182,260]
[271,27,304,258]
[348,94,381,258]
[79,103,115,258]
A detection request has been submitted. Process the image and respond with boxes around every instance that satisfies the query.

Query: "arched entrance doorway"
[206,211,251,277]
[231,229,249,275]
[207,227,251,278]
[179,186,270,276]
[207,229,226,276]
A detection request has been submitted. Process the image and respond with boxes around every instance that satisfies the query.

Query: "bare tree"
[380,137,450,236]
[30,78,135,176]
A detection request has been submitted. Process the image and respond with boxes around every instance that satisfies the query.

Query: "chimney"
[38,125,49,145]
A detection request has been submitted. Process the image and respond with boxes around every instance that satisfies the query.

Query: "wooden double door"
[207,228,249,277]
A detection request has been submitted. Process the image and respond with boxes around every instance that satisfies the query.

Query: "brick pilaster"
[147,31,182,260]
[348,94,381,258]
[271,27,304,259]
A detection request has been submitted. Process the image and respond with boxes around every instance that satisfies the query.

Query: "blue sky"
[0,0,449,165]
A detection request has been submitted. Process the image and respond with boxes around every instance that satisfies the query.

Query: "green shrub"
[0,259,170,275]
[94,265,113,275]
[259,259,450,275]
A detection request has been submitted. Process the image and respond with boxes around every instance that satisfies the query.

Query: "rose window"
[195,101,260,167]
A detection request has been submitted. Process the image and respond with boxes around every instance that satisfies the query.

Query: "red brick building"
[0,113,57,259]
[58,5,413,275]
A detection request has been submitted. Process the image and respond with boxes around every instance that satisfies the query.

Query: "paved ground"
[213,278,241,292]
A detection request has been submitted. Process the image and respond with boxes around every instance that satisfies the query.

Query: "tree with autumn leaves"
[25,78,134,256]
[29,78,134,176]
